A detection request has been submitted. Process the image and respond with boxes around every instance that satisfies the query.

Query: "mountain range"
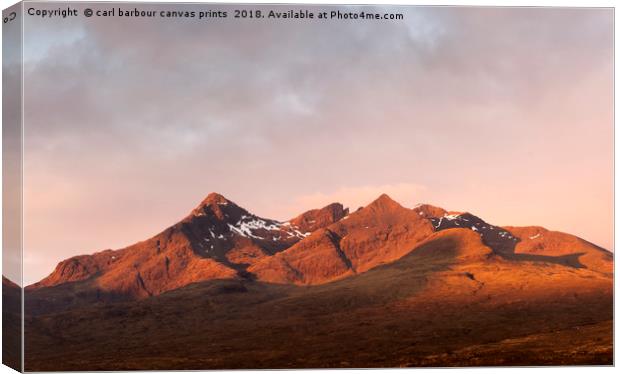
[17,193,613,369]
[27,192,612,299]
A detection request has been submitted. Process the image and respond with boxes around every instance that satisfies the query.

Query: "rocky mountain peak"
[365,193,403,211]
[413,204,447,218]
[189,193,247,222]
[289,202,349,233]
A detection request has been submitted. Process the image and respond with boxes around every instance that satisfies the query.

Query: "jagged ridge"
[28,192,612,299]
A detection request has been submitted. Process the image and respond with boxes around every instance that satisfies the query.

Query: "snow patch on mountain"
[223,215,310,240]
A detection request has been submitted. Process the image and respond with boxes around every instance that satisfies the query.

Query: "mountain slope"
[425,209,611,272]
[2,276,21,371]
[507,226,613,272]
[23,228,612,370]
[249,194,435,284]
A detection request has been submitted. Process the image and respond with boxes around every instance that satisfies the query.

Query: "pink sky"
[12,5,613,285]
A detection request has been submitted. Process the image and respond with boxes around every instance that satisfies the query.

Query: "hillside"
[23,193,613,369]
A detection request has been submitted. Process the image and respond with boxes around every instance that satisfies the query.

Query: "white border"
[0,1,616,374]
